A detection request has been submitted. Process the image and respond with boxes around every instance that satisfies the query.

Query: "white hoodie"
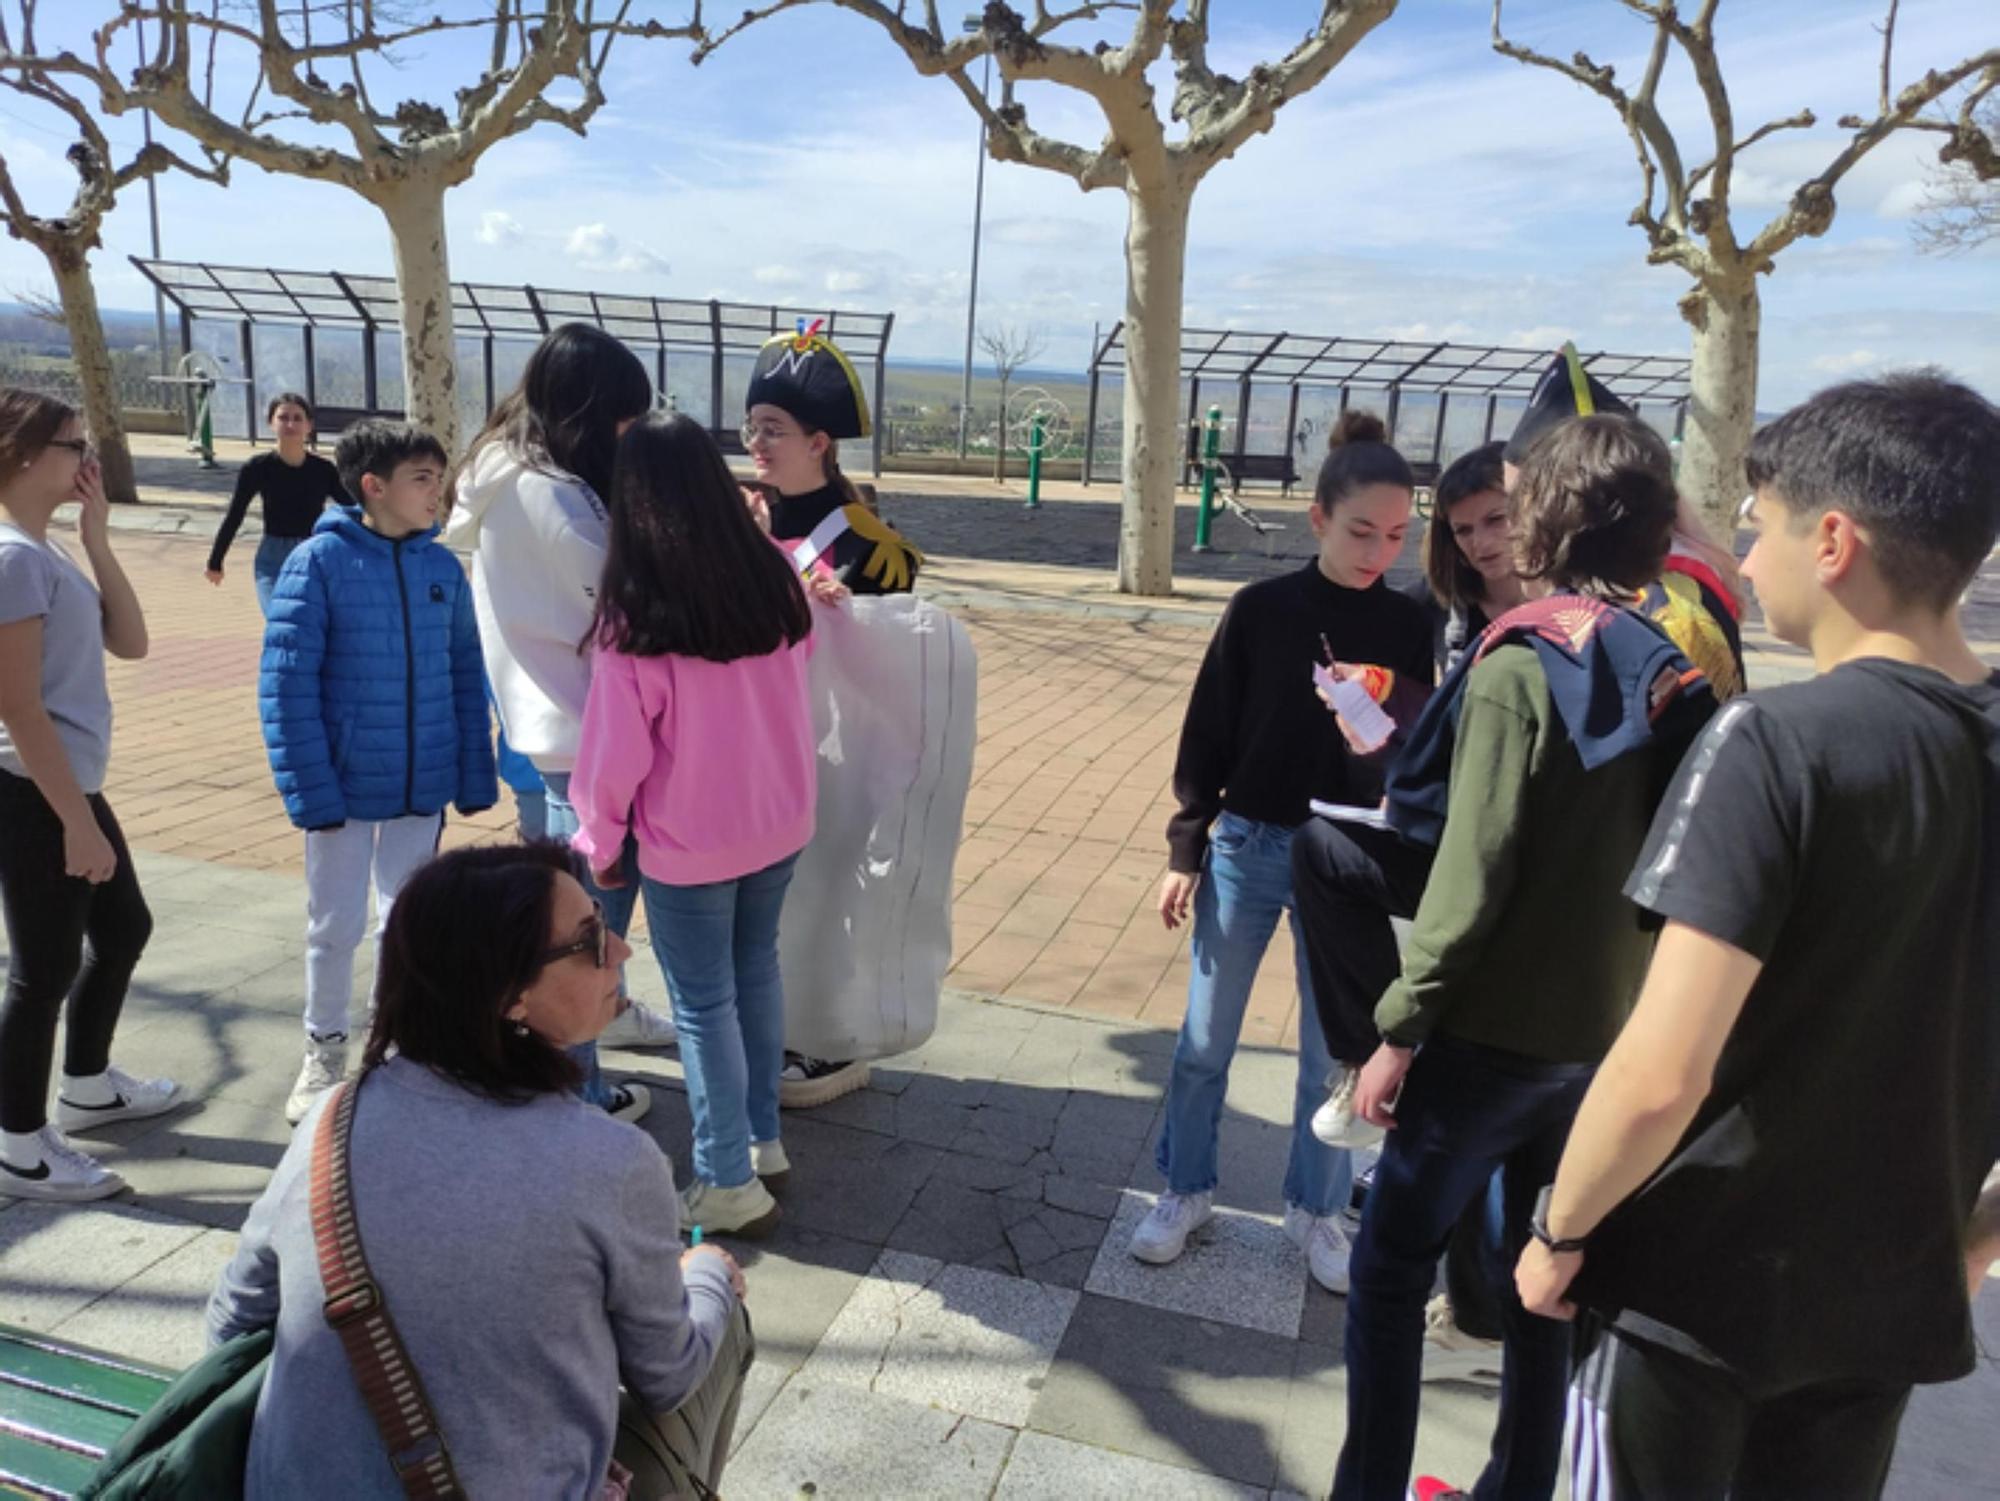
[445,444,607,773]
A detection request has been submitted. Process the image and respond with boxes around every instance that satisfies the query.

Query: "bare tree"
[42,2,706,457]
[1494,1,1999,532]
[977,321,1044,481]
[0,1,226,503]
[704,1,1397,596]
[1914,92,1999,252]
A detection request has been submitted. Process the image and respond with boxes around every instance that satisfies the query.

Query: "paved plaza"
[0,441,1994,1496]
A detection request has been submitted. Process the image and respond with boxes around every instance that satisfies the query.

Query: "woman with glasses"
[208,841,756,1499]
[449,323,678,1125]
[0,387,178,1202]
[740,324,926,1109]
[204,392,349,617]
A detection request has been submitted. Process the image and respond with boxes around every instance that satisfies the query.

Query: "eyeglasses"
[540,900,609,969]
[48,439,92,459]
[740,420,800,448]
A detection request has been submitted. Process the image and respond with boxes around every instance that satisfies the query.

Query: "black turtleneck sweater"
[767,480,918,597]
[208,451,349,570]
[1167,564,1435,872]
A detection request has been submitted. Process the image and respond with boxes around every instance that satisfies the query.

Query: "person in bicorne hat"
[741,323,926,1107]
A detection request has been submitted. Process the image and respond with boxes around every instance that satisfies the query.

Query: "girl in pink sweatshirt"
[572,413,821,1239]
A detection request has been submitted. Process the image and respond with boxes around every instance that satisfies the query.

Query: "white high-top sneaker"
[285,1035,348,1126]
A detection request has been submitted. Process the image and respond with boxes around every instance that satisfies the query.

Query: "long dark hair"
[1423,440,1509,609]
[1315,408,1414,514]
[589,412,812,662]
[0,386,76,475]
[458,323,652,507]
[364,843,585,1102]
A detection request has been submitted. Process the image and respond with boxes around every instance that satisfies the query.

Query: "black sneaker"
[778,1053,870,1109]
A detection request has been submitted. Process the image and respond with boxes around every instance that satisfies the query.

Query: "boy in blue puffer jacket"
[259,421,497,1124]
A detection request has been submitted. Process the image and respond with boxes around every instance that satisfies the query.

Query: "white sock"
[60,1070,117,1108]
[0,1128,45,1170]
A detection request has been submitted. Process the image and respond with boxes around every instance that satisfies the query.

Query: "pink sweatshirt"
[570,630,818,887]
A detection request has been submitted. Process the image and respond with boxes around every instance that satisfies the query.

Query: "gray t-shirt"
[0,521,112,793]
[206,1057,737,1500]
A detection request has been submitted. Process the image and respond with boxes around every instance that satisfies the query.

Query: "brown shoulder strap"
[310,1076,465,1499]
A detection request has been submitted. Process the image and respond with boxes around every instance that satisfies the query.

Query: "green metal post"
[1193,404,1222,551]
[195,378,217,469]
[1025,413,1045,510]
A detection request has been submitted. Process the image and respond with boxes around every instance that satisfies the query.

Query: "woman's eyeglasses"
[48,438,92,459]
[540,900,609,969]
[740,421,798,448]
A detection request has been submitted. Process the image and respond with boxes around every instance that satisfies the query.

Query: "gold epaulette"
[841,502,924,593]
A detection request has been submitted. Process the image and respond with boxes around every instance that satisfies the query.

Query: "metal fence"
[0,356,161,413]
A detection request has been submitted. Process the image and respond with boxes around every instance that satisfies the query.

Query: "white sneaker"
[285,1036,348,1126]
[53,1066,182,1134]
[680,1177,782,1239]
[0,1125,126,1202]
[606,1083,652,1125]
[599,998,677,1050]
[778,1054,870,1109]
[1284,1204,1354,1295]
[751,1139,790,1186]
[1311,1065,1384,1149]
[1129,1191,1213,1265]
[1421,1294,1503,1386]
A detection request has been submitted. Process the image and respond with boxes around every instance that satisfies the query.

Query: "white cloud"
[825,269,874,294]
[753,264,803,286]
[477,211,523,247]
[564,223,670,276]
[1812,348,1881,374]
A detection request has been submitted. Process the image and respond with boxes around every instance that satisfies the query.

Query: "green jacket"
[80,1328,270,1501]
[1375,645,1660,1063]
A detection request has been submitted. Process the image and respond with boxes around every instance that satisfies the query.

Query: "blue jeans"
[1333,1035,1595,1501]
[643,854,797,1190]
[1156,812,1352,1217]
[252,534,305,618]
[541,771,639,1109]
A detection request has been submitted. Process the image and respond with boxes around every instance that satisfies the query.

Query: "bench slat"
[0,1379,133,1458]
[0,1331,172,1418]
[0,1427,101,1498]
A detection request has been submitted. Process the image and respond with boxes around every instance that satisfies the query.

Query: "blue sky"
[0,0,1993,405]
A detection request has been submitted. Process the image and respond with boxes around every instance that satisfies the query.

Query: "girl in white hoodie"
[446,323,672,1119]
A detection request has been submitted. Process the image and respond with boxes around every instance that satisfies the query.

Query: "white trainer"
[1311,1064,1385,1149]
[606,1082,652,1125]
[1284,1204,1354,1295]
[0,1125,126,1203]
[751,1139,790,1186]
[1129,1190,1213,1265]
[680,1177,782,1239]
[599,998,677,1050]
[1421,1294,1503,1386]
[285,1036,348,1126]
[53,1066,182,1134]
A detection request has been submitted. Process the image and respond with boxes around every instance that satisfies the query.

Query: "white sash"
[791,508,851,576]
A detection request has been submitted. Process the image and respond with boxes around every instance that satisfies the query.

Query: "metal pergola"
[131,257,898,473]
[1082,324,1692,484]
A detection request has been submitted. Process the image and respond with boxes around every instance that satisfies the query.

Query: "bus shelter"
[131,257,897,473]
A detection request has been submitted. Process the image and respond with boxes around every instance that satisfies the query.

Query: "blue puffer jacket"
[259,508,498,831]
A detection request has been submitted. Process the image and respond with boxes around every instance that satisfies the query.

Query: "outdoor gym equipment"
[1191,404,1285,550]
[148,350,248,469]
[1007,387,1072,510]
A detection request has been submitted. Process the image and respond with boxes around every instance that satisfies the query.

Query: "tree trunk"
[994,375,1009,482]
[377,181,461,457]
[49,245,139,506]
[1118,179,1191,596]
[1678,276,1762,537]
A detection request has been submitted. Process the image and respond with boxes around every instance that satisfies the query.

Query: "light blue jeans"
[541,771,639,1110]
[643,854,798,1190]
[252,534,306,618]
[1156,811,1353,1217]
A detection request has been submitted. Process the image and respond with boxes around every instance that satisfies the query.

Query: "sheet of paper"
[1308,798,1393,830]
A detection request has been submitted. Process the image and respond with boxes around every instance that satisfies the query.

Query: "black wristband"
[1530,1184,1588,1254]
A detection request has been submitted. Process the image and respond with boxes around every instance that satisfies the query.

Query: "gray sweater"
[207,1057,735,1499]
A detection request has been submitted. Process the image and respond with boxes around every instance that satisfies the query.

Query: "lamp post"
[954,18,991,461]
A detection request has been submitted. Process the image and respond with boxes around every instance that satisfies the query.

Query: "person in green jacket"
[1331,414,1713,1501]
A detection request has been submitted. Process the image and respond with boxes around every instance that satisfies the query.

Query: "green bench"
[0,1326,170,1498]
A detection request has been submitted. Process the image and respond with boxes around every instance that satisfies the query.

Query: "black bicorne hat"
[1504,345,1633,462]
[745,320,872,440]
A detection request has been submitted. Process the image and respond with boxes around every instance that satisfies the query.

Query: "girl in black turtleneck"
[1132,412,1434,1295]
